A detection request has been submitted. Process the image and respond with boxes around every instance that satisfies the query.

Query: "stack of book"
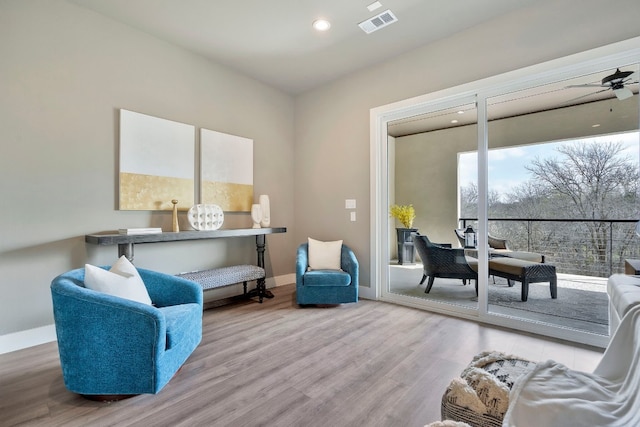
[118,227,163,235]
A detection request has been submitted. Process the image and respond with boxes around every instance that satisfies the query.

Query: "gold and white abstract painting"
[119,109,195,210]
[200,128,253,212]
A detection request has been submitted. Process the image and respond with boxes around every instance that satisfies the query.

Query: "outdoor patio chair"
[454,228,509,250]
[413,232,478,294]
[454,229,544,262]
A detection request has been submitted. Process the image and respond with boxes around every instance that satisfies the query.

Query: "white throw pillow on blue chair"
[84,256,152,305]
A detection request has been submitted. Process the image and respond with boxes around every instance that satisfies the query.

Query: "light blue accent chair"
[296,243,359,305]
[50,266,203,399]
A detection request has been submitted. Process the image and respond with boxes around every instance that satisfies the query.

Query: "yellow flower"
[389,204,416,229]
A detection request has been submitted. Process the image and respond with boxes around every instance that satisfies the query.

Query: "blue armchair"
[50,266,203,399]
[296,243,359,305]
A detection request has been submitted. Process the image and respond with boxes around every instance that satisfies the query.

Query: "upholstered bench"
[177,264,268,302]
[441,351,536,427]
[488,258,557,302]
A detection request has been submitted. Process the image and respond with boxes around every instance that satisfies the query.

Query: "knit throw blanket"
[504,305,640,426]
[441,351,535,427]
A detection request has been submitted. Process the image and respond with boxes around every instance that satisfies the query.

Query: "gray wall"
[396,125,477,246]
[3,0,640,338]
[0,1,295,335]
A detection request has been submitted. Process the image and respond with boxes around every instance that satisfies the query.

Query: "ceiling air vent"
[358,9,398,34]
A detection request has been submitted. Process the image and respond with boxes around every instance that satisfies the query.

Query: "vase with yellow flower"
[390,204,418,265]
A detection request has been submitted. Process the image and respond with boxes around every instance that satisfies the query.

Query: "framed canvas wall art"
[200,128,253,212]
[119,109,195,211]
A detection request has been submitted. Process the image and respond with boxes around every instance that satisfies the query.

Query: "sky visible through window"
[459,131,640,200]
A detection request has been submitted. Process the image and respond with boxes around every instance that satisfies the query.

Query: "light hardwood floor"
[1,284,603,427]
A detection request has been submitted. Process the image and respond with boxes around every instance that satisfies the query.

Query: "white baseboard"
[0,324,57,355]
[358,284,375,300]
[269,273,295,287]
[0,274,298,355]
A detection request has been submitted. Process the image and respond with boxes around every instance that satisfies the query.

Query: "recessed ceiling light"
[451,119,459,124]
[457,110,465,115]
[312,19,331,31]
[592,124,601,128]
[367,1,382,12]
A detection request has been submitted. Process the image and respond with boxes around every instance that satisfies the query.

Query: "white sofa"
[606,273,640,335]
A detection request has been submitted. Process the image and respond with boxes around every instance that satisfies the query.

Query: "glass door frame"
[370,38,640,348]
[379,94,485,318]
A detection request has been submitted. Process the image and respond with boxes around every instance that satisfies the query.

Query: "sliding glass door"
[484,66,640,336]
[372,41,639,347]
[384,97,481,317]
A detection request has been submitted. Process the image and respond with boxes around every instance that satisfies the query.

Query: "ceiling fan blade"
[614,87,634,100]
[563,89,610,105]
[620,71,639,85]
[565,83,604,88]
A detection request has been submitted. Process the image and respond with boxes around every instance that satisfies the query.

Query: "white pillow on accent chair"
[308,238,343,270]
[84,255,152,305]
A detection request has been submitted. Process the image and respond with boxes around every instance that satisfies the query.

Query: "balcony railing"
[459,218,640,277]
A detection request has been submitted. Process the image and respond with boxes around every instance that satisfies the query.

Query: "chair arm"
[450,247,466,256]
[432,246,474,270]
[435,242,452,248]
[431,245,464,262]
[488,235,509,250]
[296,244,309,285]
[139,268,203,308]
[51,278,167,371]
[451,247,472,265]
[341,245,359,287]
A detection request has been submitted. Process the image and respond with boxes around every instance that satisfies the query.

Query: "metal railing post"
[609,221,613,276]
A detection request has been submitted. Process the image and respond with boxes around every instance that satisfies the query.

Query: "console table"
[86,227,286,301]
[86,227,286,267]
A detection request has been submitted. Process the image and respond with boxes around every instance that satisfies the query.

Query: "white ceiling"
[71,0,542,94]
[70,0,639,137]
[388,66,640,136]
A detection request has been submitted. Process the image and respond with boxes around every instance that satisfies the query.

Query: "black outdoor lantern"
[464,225,477,248]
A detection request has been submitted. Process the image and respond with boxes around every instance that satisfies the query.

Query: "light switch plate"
[350,211,357,221]
[345,199,356,209]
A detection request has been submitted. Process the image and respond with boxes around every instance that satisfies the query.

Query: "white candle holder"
[259,194,270,228]
[251,204,262,228]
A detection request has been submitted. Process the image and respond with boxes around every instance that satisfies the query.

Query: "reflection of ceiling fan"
[566,68,639,101]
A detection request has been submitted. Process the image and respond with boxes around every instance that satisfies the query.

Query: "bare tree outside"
[526,142,637,220]
[526,142,638,273]
[460,139,639,276]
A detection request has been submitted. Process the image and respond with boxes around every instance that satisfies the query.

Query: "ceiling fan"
[566,68,639,102]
